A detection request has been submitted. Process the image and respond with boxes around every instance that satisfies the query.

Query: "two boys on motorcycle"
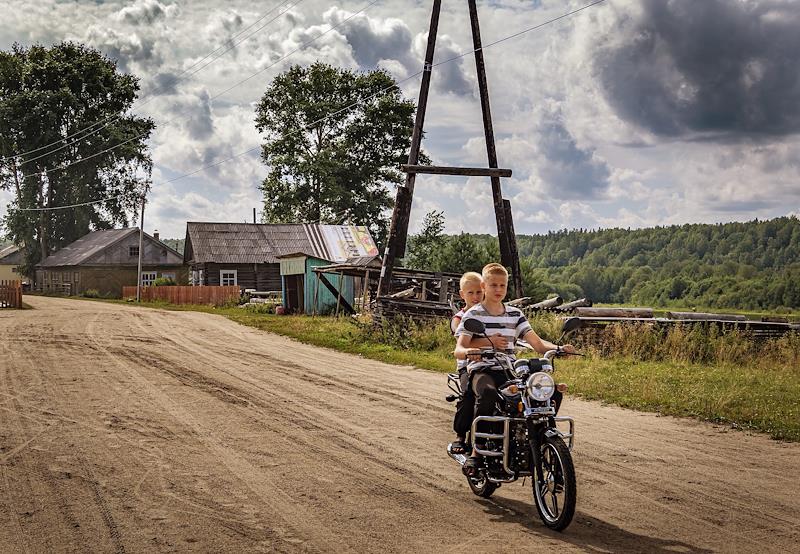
[452,263,576,475]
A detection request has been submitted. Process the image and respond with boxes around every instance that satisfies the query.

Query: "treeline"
[405,214,800,311]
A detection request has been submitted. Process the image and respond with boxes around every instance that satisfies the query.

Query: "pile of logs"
[508,295,593,315]
[564,308,800,340]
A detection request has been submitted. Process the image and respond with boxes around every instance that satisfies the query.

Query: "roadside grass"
[71,296,800,442]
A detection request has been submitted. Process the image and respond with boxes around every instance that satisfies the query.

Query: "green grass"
[65,297,800,442]
[557,357,799,441]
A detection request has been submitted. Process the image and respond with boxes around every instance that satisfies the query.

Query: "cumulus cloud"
[534,111,611,199]
[595,0,800,138]
[84,26,161,72]
[116,0,178,26]
[325,6,473,95]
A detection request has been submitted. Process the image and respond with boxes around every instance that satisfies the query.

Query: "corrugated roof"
[185,223,377,264]
[0,245,24,265]
[39,229,138,267]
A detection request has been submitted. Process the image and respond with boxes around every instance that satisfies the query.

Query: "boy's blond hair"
[459,271,482,290]
[482,263,508,280]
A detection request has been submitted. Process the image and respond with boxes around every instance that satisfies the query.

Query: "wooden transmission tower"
[377,0,524,299]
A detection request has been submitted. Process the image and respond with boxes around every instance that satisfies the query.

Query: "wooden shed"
[278,252,356,314]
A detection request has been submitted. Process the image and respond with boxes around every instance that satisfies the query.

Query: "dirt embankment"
[1,296,798,553]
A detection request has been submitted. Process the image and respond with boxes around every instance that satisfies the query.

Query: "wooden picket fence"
[0,279,23,308]
[122,285,241,306]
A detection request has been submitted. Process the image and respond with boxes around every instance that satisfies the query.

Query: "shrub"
[244,303,277,314]
[153,277,176,286]
[82,289,101,298]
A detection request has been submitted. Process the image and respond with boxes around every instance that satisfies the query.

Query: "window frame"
[141,271,157,286]
[220,269,238,287]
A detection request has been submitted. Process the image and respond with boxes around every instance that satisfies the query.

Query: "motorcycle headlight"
[526,372,555,402]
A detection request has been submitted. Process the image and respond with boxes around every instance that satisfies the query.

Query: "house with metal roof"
[183,223,378,310]
[36,228,186,297]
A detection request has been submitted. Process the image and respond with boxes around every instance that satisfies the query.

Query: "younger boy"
[454,263,575,474]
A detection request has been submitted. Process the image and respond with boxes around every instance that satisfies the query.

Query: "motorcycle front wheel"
[532,435,576,531]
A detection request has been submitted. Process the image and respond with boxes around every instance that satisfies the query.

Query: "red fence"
[122,286,241,306]
[0,279,23,308]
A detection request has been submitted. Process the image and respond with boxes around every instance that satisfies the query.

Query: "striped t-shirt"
[456,303,532,370]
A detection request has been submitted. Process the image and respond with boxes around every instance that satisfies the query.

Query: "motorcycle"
[446,317,582,531]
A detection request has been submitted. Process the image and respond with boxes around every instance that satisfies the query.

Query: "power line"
[12,0,379,184]
[0,0,300,165]
[11,0,608,213]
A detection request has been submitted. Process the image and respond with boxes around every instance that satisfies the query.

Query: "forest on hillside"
[406,215,800,311]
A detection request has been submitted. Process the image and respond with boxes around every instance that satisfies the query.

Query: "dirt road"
[1,296,798,553]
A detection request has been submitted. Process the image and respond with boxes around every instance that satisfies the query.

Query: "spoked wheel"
[467,471,498,498]
[532,436,576,531]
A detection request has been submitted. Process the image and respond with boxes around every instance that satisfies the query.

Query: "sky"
[1,0,799,240]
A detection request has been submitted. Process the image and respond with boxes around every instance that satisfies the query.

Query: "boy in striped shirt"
[454,263,575,475]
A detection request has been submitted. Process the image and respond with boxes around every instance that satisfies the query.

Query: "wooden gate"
[0,280,23,308]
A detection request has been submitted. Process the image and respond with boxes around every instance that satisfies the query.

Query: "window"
[220,270,237,286]
[129,246,139,257]
[74,272,80,283]
[11,267,18,273]
[141,271,157,286]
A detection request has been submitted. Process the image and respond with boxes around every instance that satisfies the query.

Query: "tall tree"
[0,42,154,274]
[405,210,445,270]
[255,62,419,247]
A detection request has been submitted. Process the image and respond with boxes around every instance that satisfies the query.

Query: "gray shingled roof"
[185,223,335,264]
[39,229,138,267]
[38,229,182,267]
[0,245,24,265]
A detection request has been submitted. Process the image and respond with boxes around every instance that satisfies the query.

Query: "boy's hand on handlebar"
[560,344,578,355]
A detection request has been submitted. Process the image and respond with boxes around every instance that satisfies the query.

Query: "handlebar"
[467,347,582,362]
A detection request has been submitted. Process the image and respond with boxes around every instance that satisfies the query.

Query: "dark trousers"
[471,370,508,447]
[453,369,474,437]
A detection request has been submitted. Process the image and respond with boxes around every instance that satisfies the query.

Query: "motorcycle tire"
[531,435,576,531]
[467,472,498,498]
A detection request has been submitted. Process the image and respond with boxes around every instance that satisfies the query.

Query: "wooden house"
[0,245,26,285]
[183,223,379,313]
[36,228,186,297]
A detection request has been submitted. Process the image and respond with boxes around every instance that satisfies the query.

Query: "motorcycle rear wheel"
[532,435,576,531]
[467,472,498,498]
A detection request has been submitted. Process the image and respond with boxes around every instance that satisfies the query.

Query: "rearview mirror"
[560,317,582,335]
[463,318,486,335]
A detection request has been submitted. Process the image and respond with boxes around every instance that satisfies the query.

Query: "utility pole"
[136,192,145,302]
[377,0,524,299]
